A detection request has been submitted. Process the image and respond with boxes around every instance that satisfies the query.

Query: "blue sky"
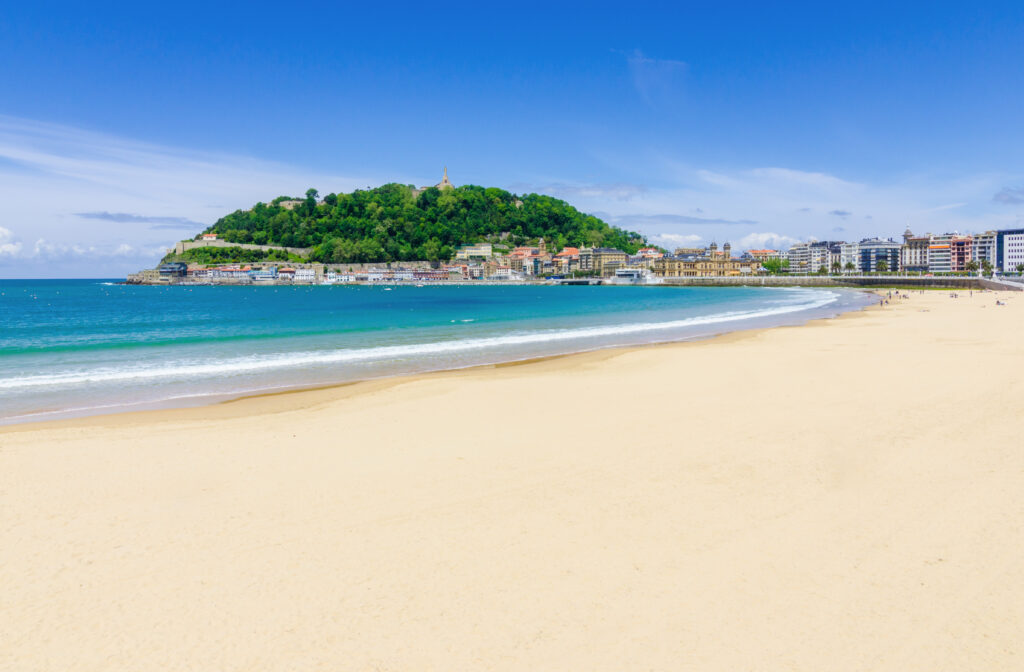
[2,1,1023,276]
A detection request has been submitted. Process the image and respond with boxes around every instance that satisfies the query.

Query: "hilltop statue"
[436,166,454,190]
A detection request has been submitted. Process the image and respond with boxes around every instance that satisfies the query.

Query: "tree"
[817,264,828,275]
[1017,264,1024,273]
[844,262,856,273]
[831,261,841,274]
[876,259,889,273]
[965,260,979,274]
[762,258,788,274]
[982,259,993,275]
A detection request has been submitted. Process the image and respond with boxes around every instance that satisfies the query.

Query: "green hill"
[198,183,646,264]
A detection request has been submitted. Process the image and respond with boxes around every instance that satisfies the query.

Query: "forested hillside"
[201,183,646,263]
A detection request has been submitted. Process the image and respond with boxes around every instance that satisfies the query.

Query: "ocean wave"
[0,292,839,391]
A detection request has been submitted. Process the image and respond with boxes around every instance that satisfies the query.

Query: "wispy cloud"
[0,115,366,276]
[570,160,1024,251]
[611,213,757,227]
[626,49,688,106]
[652,233,702,247]
[919,202,967,213]
[31,238,167,260]
[524,182,648,201]
[993,187,1024,204]
[75,211,206,229]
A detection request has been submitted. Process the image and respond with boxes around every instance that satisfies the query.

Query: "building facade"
[786,241,842,274]
[652,246,757,277]
[927,234,954,273]
[1000,229,1024,272]
[901,228,930,272]
[455,243,493,260]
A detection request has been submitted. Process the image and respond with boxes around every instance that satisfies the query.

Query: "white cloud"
[0,115,372,277]
[737,232,800,250]
[0,227,23,257]
[652,233,702,246]
[562,156,1024,251]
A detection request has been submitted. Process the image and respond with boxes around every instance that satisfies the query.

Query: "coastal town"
[131,225,1024,286]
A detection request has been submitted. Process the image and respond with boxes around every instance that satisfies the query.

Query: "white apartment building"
[972,231,997,268]
[786,241,840,273]
[1002,229,1024,272]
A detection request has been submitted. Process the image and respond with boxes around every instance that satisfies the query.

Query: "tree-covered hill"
[201,184,646,263]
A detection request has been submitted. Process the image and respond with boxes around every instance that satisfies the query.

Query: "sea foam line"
[0,292,839,390]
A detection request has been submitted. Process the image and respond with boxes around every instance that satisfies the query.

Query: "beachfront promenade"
[657,274,1023,290]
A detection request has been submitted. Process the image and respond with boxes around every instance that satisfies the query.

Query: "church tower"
[723,242,731,259]
[538,237,547,256]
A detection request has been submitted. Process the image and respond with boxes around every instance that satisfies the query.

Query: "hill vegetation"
[199,184,646,264]
[174,246,304,265]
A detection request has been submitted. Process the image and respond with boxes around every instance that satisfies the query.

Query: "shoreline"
[4,288,1022,671]
[0,288,873,431]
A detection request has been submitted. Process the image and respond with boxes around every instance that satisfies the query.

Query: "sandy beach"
[2,289,1022,671]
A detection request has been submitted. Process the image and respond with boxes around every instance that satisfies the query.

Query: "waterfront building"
[455,242,493,260]
[927,234,954,273]
[785,242,810,273]
[590,248,629,276]
[901,228,930,272]
[971,231,997,270]
[636,247,664,259]
[673,246,705,257]
[949,236,973,273]
[747,249,780,261]
[838,239,901,273]
[158,262,188,279]
[839,243,859,272]
[249,267,277,282]
[294,268,316,283]
[999,228,1024,272]
[613,267,647,282]
[857,238,901,272]
[786,241,843,274]
[652,244,758,277]
[489,266,521,280]
[553,247,580,274]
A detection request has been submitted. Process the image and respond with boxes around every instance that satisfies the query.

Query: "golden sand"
[2,290,1022,670]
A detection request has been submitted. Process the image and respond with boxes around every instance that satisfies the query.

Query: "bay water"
[0,281,871,424]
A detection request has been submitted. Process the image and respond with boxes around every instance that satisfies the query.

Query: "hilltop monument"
[436,166,454,190]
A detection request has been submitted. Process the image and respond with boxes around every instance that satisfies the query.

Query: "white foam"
[0,292,840,391]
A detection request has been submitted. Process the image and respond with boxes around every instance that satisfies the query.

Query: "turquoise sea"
[0,281,872,424]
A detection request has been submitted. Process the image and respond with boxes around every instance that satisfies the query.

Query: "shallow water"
[0,281,872,423]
